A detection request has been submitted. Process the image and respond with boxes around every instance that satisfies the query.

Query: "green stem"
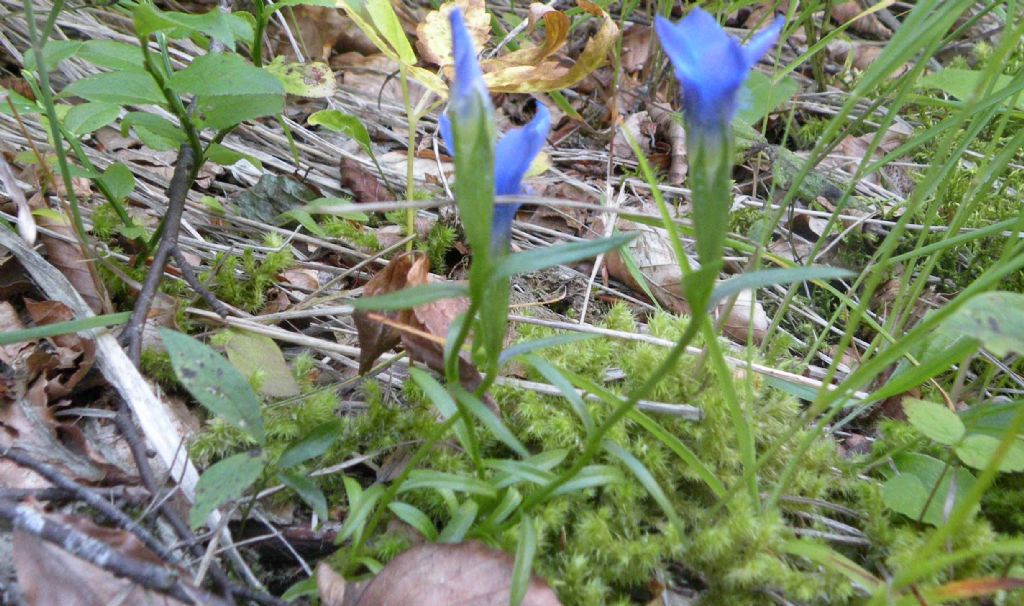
[400,65,416,252]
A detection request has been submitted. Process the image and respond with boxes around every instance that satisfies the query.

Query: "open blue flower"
[655,8,783,138]
[442,8,551,247]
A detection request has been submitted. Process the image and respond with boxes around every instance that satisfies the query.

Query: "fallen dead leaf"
[620,24,652,73]
[341,157,392,203]
[831,2,892,39]
[416,0,490,66]
[326,541,562,606]
[14,509,195,606]
[24,299,95,399]
[482,0,618,94]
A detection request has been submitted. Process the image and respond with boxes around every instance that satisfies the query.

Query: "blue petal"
[439,114,454,155]
[449,8,491,119]
[491,103,550,242]
[494,102,550,196]
[743,16,785,68]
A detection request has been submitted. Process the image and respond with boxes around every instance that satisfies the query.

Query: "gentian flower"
[441,8,551,250]
[655,8,784,141]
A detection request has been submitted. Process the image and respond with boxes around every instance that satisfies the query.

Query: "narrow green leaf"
[277,419,343,469]
[399,470,497,499]
[24,40,82,71]
[499,333,596,365]
[388,502,437,541]
[492,233,635,281]
[338,482,385,543]
[523,355,594,435]
[303,197,369,222]
[277,470,328,522]
[206,143,263,169]
[362,0,416,64]
[190,453,264,528]
[603,441,683,532]
[160,328,266,444]
[510,516,538,606]
[64,102,122,137]
[710,266,853,307]
[782,539,882,591]
[410,369,476,461]
[550,465,622,496]
[0,311,131,346]
[350,282,468,311]
[268,0,335,13]
[454,387,529,458]
[437,500,478,543]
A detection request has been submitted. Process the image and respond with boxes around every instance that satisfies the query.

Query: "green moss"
[321,217,380,251]
[205,234,294,312]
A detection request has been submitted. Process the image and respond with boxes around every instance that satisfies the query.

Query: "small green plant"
[161,328,341,528]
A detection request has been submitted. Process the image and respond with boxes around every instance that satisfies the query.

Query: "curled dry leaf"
[24,299,95,399]
[14,510,194,606]
[353,253,491,406]
[483,0,618,93]
[323,541,561,606]
[620,24,652,74]
[276,6,378,60]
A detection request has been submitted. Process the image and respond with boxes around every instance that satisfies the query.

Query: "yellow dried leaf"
[483,0,618,93]
[416,0,490,67]
[483,3,569,70]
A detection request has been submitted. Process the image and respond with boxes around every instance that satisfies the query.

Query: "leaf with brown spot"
[336,541,561,606]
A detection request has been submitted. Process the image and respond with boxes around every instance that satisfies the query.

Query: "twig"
[172,246,232,317]
[124,144,196,364]
[0,499,221,605]
[0,446,178,565]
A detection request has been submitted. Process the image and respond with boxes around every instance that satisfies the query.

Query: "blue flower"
[442,8,551,247]
[448,8,492,123]
[655,8,783,137]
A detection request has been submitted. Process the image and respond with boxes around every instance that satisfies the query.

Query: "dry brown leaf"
[281,268,321,291]
[340,541,562,606]
[14,510,193,606]
[620,24,652,73]
[341,156,391,203]
[831,1,892,39]
[819,122,913,195]
[318,561,351,606]
[23,299,95,399]
[353,253,492,407]
[482,0,618,93]
[30,195,110,314]
[0,378,110,488]
[277,6,377,61]
[352,253,412,373]
[416,0,490,66]
[603,212,770,343]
